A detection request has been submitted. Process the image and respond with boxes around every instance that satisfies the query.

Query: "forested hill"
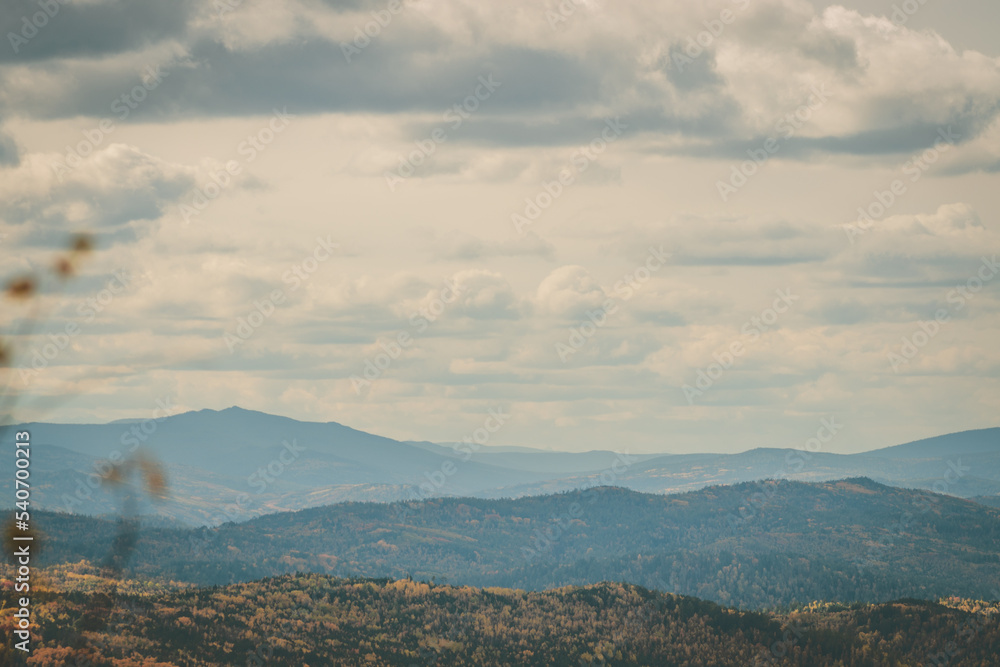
[5,570,999,666]
[30,478,1000,609]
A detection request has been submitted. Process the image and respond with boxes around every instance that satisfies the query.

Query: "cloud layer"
[1,0,998,455]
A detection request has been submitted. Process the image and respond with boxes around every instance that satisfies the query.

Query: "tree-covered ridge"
[27,479,1000,609]
[2,570,998,666]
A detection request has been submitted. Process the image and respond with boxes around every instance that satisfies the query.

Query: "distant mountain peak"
[219,406,266,415]
[181,406,330,425]
[869,427,1000,459]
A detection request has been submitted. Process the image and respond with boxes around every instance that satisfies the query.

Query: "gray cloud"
[2,0,997,159]
[814,298,871,326]
[0,127,18,166]
[0,0,194,63]
[7,39,600,122]
[732,2,859,70]
[663,45,725,92]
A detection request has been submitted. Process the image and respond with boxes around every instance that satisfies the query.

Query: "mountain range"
[31,478,1000,609]
[3,407,998,525]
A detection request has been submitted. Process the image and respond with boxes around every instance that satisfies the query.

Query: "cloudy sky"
[1,0,999,454]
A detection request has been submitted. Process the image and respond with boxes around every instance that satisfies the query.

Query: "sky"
[1,0,998,455]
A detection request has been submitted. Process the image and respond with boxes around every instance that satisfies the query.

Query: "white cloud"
[0,144,200,248]
[535,265,608,319]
